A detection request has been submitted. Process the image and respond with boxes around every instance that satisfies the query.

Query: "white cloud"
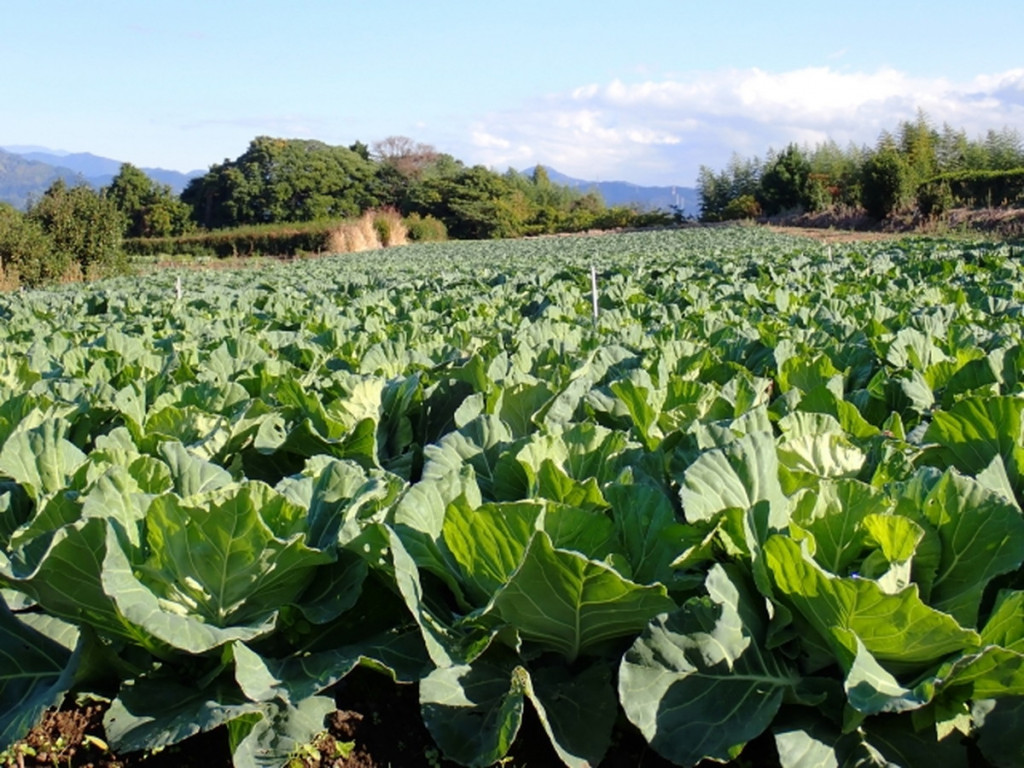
[458,66,1024,186]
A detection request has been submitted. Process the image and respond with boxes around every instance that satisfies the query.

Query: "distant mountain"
[0,148,84,210]
[530,166,699,217]
[0,146,204,208]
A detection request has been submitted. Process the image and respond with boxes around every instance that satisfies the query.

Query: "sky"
[3,0,1024,187]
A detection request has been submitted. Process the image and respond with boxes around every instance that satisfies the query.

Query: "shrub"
[721,195,763,221]
[404,213,448,242]
[917,180,954,218]
[918,168,1024,210]
[0,205,67,288]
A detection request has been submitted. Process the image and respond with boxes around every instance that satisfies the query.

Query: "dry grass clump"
[373,208,408,247]
[0,257,16,291]
[327,209,409,253]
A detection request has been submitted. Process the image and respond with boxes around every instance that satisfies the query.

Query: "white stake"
[590,264,599,323]
[175,276,183,301]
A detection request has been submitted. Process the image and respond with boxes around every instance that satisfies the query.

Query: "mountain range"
[0,147,203,209]
[0,146,697,216]
[536,167,698,217]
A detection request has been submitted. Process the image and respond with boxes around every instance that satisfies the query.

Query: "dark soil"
[9,666,783,767]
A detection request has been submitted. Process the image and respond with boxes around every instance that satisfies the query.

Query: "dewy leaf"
[0,602,80,751]
[420,654,526,768]
[619,564,799,766]
[765,535,980,667]
[488,530,675,661]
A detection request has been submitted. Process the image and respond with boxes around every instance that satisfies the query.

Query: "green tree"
[897,111,939,187]
[983,127,1024,170]
[28,180,124,272]
[807,140,864,208]
[757,144,812,215]
[934,124,970,173]
[182,137,376,228]
[696,165,732,222]
[861,145,912,219]
[106,163,193,238]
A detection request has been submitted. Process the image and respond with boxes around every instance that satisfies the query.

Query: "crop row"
[1,227,1023,767]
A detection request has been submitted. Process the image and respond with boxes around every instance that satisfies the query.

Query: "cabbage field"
[2,226,1023,767]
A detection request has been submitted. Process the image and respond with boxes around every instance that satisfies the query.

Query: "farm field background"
[2,226,1024,767]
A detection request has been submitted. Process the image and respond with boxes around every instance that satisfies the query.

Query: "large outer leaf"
[772,710,970,768]
[974,697,1024,768]
[420,656,527,768]
[901,470,1024,627]
[101,524,278,653]
[0,419,86,501]
[231,696,336,768]
[620,564,799,766]
[488,530,675,661]
[765,535,979,667]
[0,518,160,650]
[605,480,685,587]
[981,590,1024,651]
[158,441,233,497]
[792,479,892,575]
[525,661,615,768]
[922,396,1024,501]
[442,499,542,606]
[389,527,460,668]
[679,431,788,527]
[104,674,257,753]
[420,653,615,768]
[0,602,80,750]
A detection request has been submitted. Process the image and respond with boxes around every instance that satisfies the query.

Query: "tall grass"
[327,209,408,253]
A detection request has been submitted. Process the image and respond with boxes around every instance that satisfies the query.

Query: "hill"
[0,147,203,208]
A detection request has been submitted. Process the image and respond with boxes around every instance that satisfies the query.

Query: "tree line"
[179,135,667,238]
[0,135,673,287]
[696,114,1024,222]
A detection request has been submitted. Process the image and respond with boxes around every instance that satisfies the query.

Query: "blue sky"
[3,0,1023,186]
